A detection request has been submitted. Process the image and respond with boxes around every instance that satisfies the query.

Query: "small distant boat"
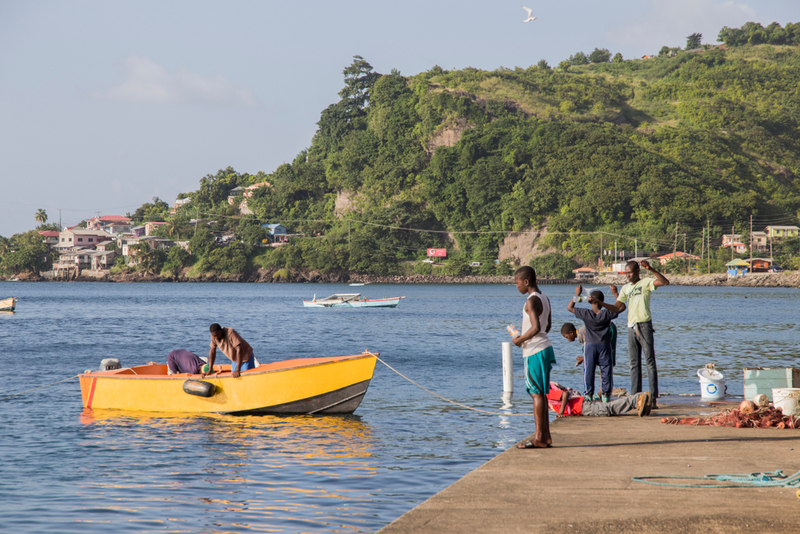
[349,283,366,286]
[0,297,17,312]
[79,352,378,415]
[303,293,405,308]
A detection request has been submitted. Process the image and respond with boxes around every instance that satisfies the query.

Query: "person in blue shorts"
[511,266,556,449]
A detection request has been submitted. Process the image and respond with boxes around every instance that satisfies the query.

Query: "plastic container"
[772,388,800,416]
[506,324,520,337]
[698,368,726,400]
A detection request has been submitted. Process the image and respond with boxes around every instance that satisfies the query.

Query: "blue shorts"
[239,354,257,371]
[524,346,556,395]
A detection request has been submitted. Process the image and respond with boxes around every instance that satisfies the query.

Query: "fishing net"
[661,406,800,429]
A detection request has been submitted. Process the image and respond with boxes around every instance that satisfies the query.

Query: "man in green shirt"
[603,260,669,409]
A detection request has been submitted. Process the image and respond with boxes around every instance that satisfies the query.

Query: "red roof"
[99,215,131,222]
[658,251,700,260]
[38,230,59,237]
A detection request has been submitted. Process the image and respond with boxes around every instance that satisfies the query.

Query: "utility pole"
[707,219,711,273]
[673,222,678,259]
[731,225,735,260]
[749,214,753,267]
[614,240,617,264]
[701,227,705,270]
[635,238,638,259]
[600,233,603,269]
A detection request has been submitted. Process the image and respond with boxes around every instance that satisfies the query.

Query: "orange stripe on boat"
[86,377,97,408]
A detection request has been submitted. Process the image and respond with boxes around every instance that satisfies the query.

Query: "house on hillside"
[58,228,116,248]
[572,267,598,280]
[721,233,747,254]
[751,231,768,253]
[87,215,132,235]
[38,230,59,249]
[170,197,191,215]
[145,221,169,236]
[765,226,799,239]
[656,251,701,266]
[261,223,290,245]
[52,247,92,277]
[229,182,272,215]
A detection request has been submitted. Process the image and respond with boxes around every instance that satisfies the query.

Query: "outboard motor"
[99,358,121,371]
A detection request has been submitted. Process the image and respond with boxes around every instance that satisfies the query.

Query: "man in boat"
[167,349,205,375]
[204,323,257,378]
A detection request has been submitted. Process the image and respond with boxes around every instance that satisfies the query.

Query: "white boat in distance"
[0,297,18,312]
[303,293,405,308]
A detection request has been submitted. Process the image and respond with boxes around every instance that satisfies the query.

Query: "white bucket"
[697,368,726,400]
[772,388,800,416]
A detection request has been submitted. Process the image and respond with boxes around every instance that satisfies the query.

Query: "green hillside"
[234,29,800,275]
[5,22,800,278]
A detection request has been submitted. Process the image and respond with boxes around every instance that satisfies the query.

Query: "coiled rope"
[633,469,800,488]
[0,375,80,402]
[375,356,531,416]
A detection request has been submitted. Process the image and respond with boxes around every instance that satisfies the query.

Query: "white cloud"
[93,56,257,106]
[607,0,757,51]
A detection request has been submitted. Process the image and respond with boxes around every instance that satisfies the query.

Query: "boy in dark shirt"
[566,285,618,402]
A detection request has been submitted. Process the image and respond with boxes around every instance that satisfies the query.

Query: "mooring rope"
[633,469,800,488]
[375,356,531,416]
[0,374,81,402]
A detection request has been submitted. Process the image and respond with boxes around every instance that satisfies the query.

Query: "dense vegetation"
[2,23,800,278]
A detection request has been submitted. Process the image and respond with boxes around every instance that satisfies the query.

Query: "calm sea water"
[0,281,798,533]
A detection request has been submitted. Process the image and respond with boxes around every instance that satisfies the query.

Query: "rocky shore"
[5,269,799,288]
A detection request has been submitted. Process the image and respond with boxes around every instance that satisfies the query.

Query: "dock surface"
[378,401,800,533]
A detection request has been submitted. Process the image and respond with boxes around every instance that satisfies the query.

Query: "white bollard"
[502,342,514,395]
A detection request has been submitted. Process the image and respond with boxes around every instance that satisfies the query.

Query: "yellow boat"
[79,352,378,415]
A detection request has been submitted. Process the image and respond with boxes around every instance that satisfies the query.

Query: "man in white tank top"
[511,266,557,449]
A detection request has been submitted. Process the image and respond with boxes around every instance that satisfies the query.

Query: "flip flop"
[516,440,551,449]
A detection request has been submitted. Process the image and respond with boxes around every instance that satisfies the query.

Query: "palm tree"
[35,209,48,226]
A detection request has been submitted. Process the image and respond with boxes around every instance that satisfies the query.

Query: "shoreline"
[4,269,799,288]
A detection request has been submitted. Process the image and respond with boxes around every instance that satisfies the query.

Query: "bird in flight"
[522,6,537,22]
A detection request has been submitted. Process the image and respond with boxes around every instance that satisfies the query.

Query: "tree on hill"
[537,59,550,70]
[717,21,800,46]
[339,55,380,110]
[569,51,589,65]
[612,52,623,63]
[589,48,612,63]
[129,197,170,223]
[686,32,702,49]
[35,209,47,226]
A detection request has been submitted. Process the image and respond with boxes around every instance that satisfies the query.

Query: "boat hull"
[0,297,17,312]
[79,353,377,415]
[303,297,403,308]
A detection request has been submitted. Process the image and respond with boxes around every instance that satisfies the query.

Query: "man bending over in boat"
[205,323,257,378]
[167,349,205,375]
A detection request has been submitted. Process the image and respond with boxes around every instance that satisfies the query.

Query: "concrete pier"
[378,401,800,533]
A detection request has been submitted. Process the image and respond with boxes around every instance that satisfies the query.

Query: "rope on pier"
[633,469,800,488]
[375,356,532,416]
[0,375,80,402]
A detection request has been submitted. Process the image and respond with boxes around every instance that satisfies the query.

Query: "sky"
[2,0,799,236]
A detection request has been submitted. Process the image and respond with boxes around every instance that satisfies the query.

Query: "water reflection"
[76,410,381,533]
